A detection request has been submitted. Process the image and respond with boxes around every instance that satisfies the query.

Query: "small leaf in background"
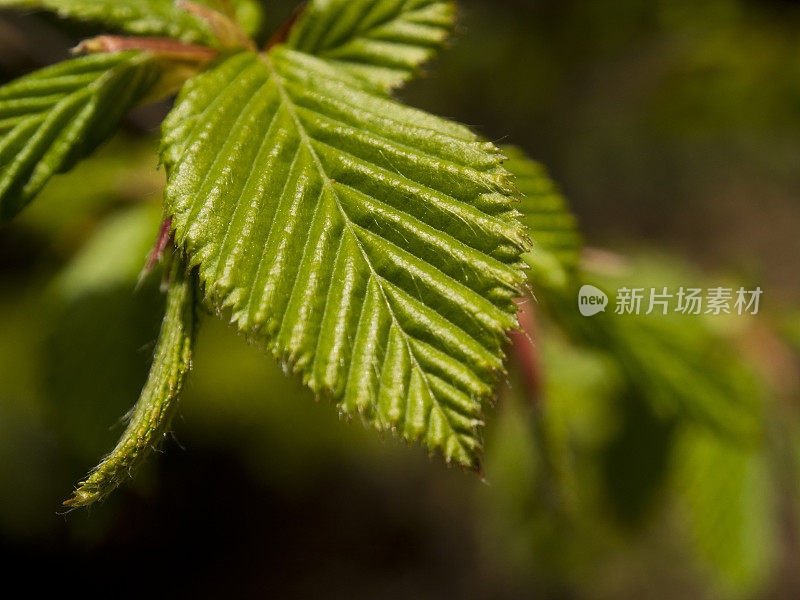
[507,145,761,440]
[43,204,165,469]
[531,262,764,442]
[13,136,164,238]
[479,331,620,589]
[506,140,776,592]
[51,202,162,302]
[230,0,264,38]
[502,144,581,288]
[674,427,776,599]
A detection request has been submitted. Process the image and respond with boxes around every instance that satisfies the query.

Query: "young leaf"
[64,256,197,508]
[286,0,456,92]
[0,52,160,223]
[0,0,258,45]
[160,49,526,468]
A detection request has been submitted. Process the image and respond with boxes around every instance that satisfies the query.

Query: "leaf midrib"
[259,49,477,457]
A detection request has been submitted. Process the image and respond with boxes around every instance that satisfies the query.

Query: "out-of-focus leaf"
[674,427,776,598]
[536,262,763,441]
[502,144,581,289]
[51,202,161,302]
[43,204,165,465]
[228,0,264,38]
[509,145,762,440]
[479,331,619,588]
[14,136,163,236]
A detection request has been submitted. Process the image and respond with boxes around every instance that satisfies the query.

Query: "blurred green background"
[1,0,800,598]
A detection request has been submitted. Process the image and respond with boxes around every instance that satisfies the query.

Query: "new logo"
[578,284,608,316]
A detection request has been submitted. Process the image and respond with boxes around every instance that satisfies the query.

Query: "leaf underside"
[160,48,526,467]
[286,0,455,93]
[0,51,160,223]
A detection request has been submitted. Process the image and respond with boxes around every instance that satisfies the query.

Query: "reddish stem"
[74,36,218,62]
[145,217,174,274]
[511,296,543,404]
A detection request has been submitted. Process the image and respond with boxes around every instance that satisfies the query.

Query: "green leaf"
[674,427,775,598]
[286,0,456,92]
[160,49,526,468]
[64,256,197,508]
[502,145,581,288]
[0,51,161,223]
[0,0,256,45]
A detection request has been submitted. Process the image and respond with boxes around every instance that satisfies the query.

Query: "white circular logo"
[578,285,608,316]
